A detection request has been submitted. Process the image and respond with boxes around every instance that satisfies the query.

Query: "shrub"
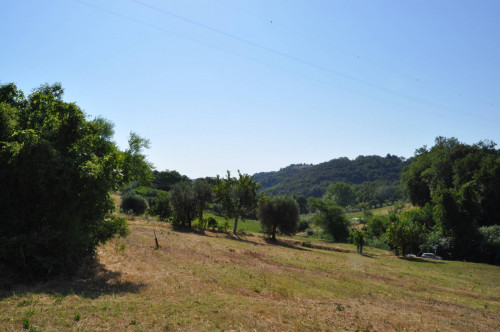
[298,219,310,232]
[121,192,148,215]
[206,217,218,230]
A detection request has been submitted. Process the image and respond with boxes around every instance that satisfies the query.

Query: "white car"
[421,253,442,260]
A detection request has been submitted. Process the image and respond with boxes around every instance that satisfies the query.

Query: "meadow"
[1,217,499,331]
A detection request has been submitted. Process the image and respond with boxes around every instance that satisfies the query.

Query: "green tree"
[149,192,172,221]
[351,229,366,254]
[152,170,190,191]
[308,198,350,242]
[0,83,136,278]
[323,182,356,207]
[193,178,213,226]
[402,137,500,261]
[257,196,299,240]
[213,171,261,234]
[385,214,426,256]
[170,182,197,227]
[121,132,154,186]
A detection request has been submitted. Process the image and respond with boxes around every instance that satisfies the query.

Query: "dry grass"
[1,219,499,331]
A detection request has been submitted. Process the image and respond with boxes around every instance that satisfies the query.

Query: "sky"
[2,0,500,179]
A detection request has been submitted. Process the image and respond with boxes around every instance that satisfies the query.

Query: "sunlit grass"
[1,219,498,331]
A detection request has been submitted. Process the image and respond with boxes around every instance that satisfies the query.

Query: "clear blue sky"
[2,0,499,178]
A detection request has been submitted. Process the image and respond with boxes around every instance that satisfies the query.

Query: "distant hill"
[254,155,410,198]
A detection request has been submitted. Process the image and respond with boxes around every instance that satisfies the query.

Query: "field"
[1,219,499,331]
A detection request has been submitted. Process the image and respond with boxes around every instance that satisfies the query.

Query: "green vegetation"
[1,220,498,331]
[257,196,299,240]
[401,137,500,263]
[213,171,261,234]
[0,83,137,278]
[254,155,408,203]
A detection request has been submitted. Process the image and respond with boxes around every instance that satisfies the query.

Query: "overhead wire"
[217,0,497,112]
[71,0,495,126]
[130,0,489,120]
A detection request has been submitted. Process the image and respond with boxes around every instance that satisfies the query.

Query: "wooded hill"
[253,154,411,198]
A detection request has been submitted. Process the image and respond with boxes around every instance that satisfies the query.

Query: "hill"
[254,154,410,197]
[1,220,498,331]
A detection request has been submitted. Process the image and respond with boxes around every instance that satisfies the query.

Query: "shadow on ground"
[0,260,146,300]
[398,256,444,264]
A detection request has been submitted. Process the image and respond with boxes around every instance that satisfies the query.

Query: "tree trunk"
[272,224,277,241]
[233,215,239,234]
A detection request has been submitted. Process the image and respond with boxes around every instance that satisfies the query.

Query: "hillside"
[1,220,498,331]
[254,155,410,197]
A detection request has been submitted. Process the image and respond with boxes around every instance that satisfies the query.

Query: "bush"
[305,228,314,236]
[121,192,148,215]
[298,219,310,232]
[206,217,218,230]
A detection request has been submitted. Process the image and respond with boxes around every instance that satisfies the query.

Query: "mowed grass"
[1,220,499,331]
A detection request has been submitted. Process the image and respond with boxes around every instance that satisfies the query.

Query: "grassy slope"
[1,219,499,331]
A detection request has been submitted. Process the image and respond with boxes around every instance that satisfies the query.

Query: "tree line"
[2,83,499,282]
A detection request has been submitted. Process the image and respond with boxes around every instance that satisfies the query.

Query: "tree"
[258,196,299,240]
[152,170,190,191]
[323,182,356,207]
[0,83,139,278]
[170,182,197,227]
[149,192,172,221]
[385,214,426,256]
[121,132,154,186]
[401,137,500,261]
[213,171,261,234]
[193,178,213,225]
[351,229,366,254]
[308,198,350,242]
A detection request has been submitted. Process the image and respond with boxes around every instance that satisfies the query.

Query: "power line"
[71,0,495,127]
[130,0,489,120]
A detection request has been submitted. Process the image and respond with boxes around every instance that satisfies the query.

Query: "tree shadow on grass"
[398,257,444,264]
[0,260,146,300]
[263,238,312,252]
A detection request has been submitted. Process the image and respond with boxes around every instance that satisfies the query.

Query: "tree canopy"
[258,196,299,240]
[0,83,149,278]
[213,171,261,234]
[401,137,500,261]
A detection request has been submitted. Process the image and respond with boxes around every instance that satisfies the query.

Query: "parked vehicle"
[421,253,443,260]
[406,254,417,258]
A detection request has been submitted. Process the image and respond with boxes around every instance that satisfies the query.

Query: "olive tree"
[258,196,299,240]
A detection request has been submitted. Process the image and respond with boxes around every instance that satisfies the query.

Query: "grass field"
[1,218,499,331]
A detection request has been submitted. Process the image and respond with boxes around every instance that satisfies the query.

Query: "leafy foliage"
[0,83,145,278]
[152,170,190,191]
[308,198,349,242]
[323,182,356,207]
[402,137,500,262]
[255,155,408,200]
[213,171,261,234]
[170,182,197,227]
[120,192,148,215]
[148,192,172,221]
[257,196,299,240]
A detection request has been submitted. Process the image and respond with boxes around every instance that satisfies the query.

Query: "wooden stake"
[154,229,159,249]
